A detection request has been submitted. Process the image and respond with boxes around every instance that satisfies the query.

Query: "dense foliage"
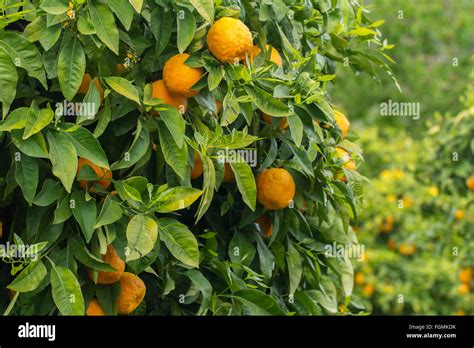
[0,0,394,316]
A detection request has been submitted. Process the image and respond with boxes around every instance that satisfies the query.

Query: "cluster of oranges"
[354,272,375,297]
[86,245,146,315]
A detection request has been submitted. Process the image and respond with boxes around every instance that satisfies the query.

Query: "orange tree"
[0,0,393,315]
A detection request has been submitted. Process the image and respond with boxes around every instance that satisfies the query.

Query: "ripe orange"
[190,151,203,179]
[86,298,106,316]
[118,272,146,314]
[380,216,394,233]
[334,110,350,139]
[77,158,112,192]
[335,147,356,171]
[163,53,203,97]
[387,239,397,250]
[255,214,272,238]
[207,17,253,63]
[362,283,375,297]
[215,100,222,114]
[248,45,282,66]
[256,168,296,210]
[454,209,465,221]
[459,268,472,284]
[223,163,235,183]
[78,73,104,101]
[399,243,415,256]
[262,113,288,130]
[151,80,187,112]
[458,283,470,296]
[354,272,365,285]
[87,245,125,284]
[466,175,474,192]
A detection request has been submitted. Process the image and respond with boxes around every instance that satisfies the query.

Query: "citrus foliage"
[353,87,473,314]
[0,0,393,315]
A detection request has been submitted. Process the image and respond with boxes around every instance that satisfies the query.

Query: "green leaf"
[229,160,256,211]
[62,124,109,169]
[89,1,120,54]
[189,0,214,23]
[50,264,85,315]
[255,231,274,280]
[157,122,188,178]
[39,24,62,51]
[70,236,116,272]
[244,86,291,116]
[47,130,78,192]
[151,187,202,213]
[128,0,143,13]
[112,121,150,170]
[53,191,72,224]
[185,269,212,315]
[34,179,62,206]
[95,195,123,228]
[207,65,224,91]
[7,260,47,293]
[11,130,49,159]
[287,115,303,147]
[40,0,69,14]
[347,27,377,36]
[150,7,172,56]
[71,190,97,242]
[176,7,196,53]
[157,106,185,148]
[0,32,47,88]
[15,154,39,204]
[126,214,158,261]
[158,217,199,268]
[58,36,86,101]
[233,289,285,315]
[107,0,134,30]
[23,106,54,140]
[228,231,255,267]
[104,77,140,104]
[0,47,18,117]
[195,155,215,222]
[0,107,27,131]
[287,242,302,295]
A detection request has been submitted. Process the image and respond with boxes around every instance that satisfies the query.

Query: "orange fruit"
[223,163,235,183]
[87,245,125,284]
[248,45,282,66]
[78,73,104,101]
[380,216,394,233]
[256,168,296,210]
[459,283,470,296]
[362,283,375,297]
[151,80,187,112]
[118,272,146,314]
[190,151,203,179]
[459,268,472,284]
[255,214,272,238]
[466,175,474,192]
[163,53,203,97]
[399,243,415,256]
[215,100,222,114]
[334,110,350,139]
[335,147,356,171]
[116,64,126,75]
[387,239,397,250]
[262,113,288,130]
[455,310,466,316]
[354,272,365,285]
[77,158,112,192]
[454,209,465,221]
[207,17,253,63]
[86,298,106,316]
